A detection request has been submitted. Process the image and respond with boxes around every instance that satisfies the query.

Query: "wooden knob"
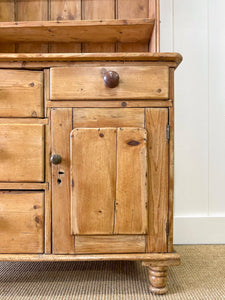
[104,71,120,88]
[51,154,62,165]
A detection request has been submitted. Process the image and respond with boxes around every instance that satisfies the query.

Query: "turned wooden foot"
[148,266,168,295]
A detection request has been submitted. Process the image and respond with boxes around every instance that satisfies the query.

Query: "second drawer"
[0,124,44,182]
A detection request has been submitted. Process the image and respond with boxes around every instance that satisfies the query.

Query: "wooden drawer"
[0,69,43,117]
[0,124,44,182]
[0,191,44,254]
[50,66,169,100]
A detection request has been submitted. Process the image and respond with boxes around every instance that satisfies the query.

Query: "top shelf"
[0,19,154,44]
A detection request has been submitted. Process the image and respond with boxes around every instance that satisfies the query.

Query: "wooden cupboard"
[0,53,182,295]
[0,0,182,295]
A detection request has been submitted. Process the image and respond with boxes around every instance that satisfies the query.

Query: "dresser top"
[0,53,182,67]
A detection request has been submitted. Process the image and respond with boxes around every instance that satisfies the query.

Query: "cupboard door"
[70,127,148,235]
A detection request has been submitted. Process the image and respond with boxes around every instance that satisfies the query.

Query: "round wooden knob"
[51,154,62,165]
[104,71,120,88]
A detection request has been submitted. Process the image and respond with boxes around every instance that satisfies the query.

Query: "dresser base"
[0,252,179,295]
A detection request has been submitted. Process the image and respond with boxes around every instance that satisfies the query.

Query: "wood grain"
[51,108,75,254]
[74,235,146,254]
[145,108,169,252]
[0,0,15,52]
[168,68,174,252]
[114,128,148,234]
[49,100,173,108]
[82,0,115,53]
[16,0,48,53]
[117,0,149,52]
[0,69,43,118]
[73,108,145,128]
[0,53,183,65]
[71,128,116,235]
[44,73,51,254]
[49,0,81,53]
[50,66,169,100]
[0,124,44,182]
[0,191,44,254]
[0,252,181,264]
[149,0,160,52]
[0,19,154,43]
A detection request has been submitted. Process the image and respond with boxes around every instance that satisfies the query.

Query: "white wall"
[161,0,225,243]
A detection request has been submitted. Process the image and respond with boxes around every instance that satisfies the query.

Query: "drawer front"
[0,69,43,117]
[50,66,169,100]
[0,191,44,254]
[0,124,44,182]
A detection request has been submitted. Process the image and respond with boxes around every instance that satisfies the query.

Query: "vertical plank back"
[49,0,81,53]
[116,0,149,52]
[16,0,48,52]
[0,1,15,52]
[82,0,115,52]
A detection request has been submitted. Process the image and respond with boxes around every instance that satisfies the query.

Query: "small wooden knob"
[51,154,62,165]
[104,71,120,88]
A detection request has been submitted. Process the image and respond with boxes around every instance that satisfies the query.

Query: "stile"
[51,108,75,254]
[145,108,169,252]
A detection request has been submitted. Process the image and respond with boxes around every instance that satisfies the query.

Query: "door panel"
[71,128,117,235]
[115,127,148,234]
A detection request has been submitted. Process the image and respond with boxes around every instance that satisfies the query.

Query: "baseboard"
[174,216,225,244]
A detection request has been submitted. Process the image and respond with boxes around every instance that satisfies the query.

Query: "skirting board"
[174,216,225,244]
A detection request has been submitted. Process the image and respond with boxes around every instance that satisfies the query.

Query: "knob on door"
[51,154,62,165]
[104,71,120,88]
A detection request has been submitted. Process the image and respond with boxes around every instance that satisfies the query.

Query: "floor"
[0,245,225,299]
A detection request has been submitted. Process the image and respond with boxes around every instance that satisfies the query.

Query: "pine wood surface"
[50,65,169,100]
[145,108,169,252]
[0,69,43,118]
[74,235,146,254]
[51,108,75,254]
[0,124,44,182]
[114,128,148,234]
[71,127,117,235]
[0,53,183,65]
[0,19,154,43]
[0,0,159,53]
[0,191,44,254]
[73,108,145,128]
[0,252,180,264]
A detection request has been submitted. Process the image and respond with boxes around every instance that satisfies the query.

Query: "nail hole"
[57,178,62,185]
[99,133,104,138]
